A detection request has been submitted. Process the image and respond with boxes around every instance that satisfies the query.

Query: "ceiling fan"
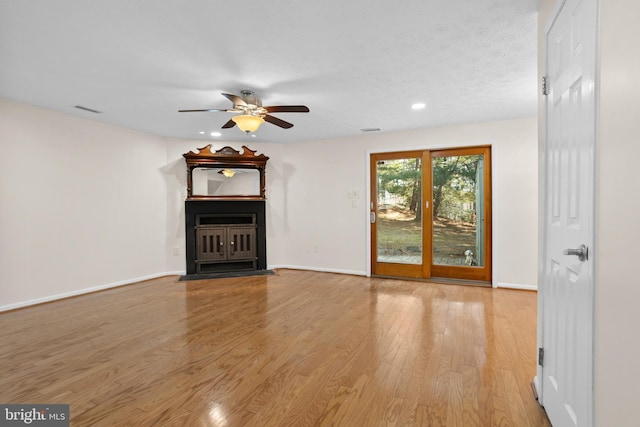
[178,90,310,133]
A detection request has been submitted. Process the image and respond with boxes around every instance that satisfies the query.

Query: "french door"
[370,146,491,282]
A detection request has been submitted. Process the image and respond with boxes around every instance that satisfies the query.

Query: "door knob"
[563,244,589,262]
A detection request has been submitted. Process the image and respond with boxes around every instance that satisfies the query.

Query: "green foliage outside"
[377,155,480,221]
[376,158,422,221]
[432,155,480,222]
[376,155,482,264]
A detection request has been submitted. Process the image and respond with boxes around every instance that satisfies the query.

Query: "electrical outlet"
[173,247,180,256]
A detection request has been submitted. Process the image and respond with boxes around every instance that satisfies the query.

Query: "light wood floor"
[0,269,550,426]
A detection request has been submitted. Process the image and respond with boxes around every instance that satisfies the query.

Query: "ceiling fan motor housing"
[240,90,261,109]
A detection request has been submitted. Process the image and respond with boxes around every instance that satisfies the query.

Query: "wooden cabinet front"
[195,221,258,273]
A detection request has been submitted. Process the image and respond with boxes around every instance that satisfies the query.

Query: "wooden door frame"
[369,146,492,282]
[430,146,492,282]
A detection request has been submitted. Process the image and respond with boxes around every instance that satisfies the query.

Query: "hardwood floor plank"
[462,365,481,426]
[0,269,550,426]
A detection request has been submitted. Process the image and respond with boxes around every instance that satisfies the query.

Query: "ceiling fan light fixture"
[232,114,264,133]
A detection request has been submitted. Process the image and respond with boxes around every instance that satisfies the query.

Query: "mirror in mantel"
[192,167,261,197]
[183,145,269,200]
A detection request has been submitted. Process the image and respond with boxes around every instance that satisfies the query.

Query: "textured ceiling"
[0,0,539,144]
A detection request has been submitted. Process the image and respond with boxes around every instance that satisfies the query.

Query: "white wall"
[276,118,539,288]
[275,136,371,275]
[595,0,640,425]
[0,98,171,310]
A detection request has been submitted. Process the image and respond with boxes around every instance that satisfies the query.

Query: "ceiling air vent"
[360,128,381,133]
[74,105,102,114]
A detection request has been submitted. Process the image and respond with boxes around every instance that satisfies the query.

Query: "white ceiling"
[0,0,539,144]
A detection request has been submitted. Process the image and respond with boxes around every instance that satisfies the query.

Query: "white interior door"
[540,0,596,425]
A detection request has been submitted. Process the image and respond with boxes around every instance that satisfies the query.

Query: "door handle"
[370,211,376,224]
[563,244,589,262]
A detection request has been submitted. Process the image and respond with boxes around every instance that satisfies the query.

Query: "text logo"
[0,405,69,426]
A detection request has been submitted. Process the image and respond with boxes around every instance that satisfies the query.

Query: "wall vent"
[74,105,102,114]
[360,128,381,133]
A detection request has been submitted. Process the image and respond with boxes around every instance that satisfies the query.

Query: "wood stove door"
[227,226,257,260]
[196,227,226,261]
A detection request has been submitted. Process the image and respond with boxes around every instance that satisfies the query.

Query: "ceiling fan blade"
[221,119,236,129]
[178,109,228,112]
[264,105,309,113]
[264,114,294,129]
[222,93,247,107]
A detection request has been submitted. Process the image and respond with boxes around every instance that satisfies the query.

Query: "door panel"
[371,151,427,279]
[227,226,257,260]
[540,0,596,424]
[431,147,492,282]
[197,227,226,261]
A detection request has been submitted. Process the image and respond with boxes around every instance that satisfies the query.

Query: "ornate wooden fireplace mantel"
[183,145,269,200]
[182,145,269,276]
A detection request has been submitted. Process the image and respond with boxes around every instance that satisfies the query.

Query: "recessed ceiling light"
[199,131,206,135]
[411,103,426,110]
[251,134,257,138]
[210,132,222,137]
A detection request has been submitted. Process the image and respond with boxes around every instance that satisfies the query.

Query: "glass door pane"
[432,153,484,266]
[375,157,422,264]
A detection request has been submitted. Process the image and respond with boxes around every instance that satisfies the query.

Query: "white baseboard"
[268,264,368,277]
[165,270,187,277]
[532,375,542,402]
[496,282,538,291]
[0,271,185,313]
